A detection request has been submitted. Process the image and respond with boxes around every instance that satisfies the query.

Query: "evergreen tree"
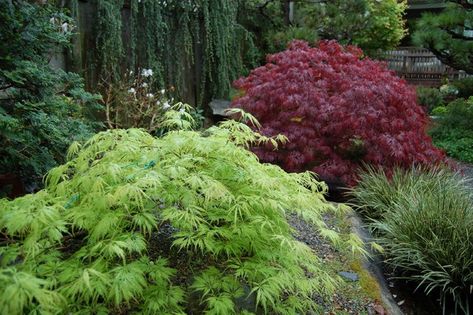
[413,0,473,74]
[0,1,101,188]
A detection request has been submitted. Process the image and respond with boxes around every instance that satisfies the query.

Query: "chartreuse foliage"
[0,110,361,314]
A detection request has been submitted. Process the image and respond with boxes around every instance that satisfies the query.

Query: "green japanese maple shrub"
[0,110,362,314]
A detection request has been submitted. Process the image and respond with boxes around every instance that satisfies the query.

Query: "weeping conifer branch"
[68,0,257,105]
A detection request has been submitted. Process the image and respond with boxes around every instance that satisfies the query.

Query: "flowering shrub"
[232,40,445,186]
[102,69,203,133]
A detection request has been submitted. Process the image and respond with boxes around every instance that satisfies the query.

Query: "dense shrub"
[451,77,473,99]
[416,87,445,113]
[232,40,445,186]
[431,129,473,163]
[101,69,204,134]
[430,97,473,163]
[350,167,473,313]
[0,1,101,187]
[0,113,361,314]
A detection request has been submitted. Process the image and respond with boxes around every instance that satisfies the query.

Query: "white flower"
[129,70,133,75]
[141,69,153,77]
[179,108,185,114]
[141,82,148,88]
[146,93,154,98]
[162,101,170,110]
[160,89,165,94]
[61,22,69,33]
[128,88,136,94]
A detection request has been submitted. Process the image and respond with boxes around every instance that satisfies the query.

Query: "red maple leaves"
[232,40,445,186]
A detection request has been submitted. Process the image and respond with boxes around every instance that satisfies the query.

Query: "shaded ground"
[288,214,384,315]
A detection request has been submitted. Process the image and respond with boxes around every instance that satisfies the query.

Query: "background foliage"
[416,87,446,114]
[298,0,407,56]
[0,0,100,188]
[232,40,444,186]
[72,0,259,105]
[451,77,473,99]
[413,0,473,74]
[264,26,318,54]
[430,97,473,163]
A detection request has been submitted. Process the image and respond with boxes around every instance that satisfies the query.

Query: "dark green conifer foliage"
[83,0,256,103]
[0,110,363,314]
[95,0,125,83]
[0,1,101,185]
[413,1,473,74]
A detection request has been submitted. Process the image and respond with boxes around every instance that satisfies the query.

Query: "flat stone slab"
[339,271,359,282]
[209,99,231,116]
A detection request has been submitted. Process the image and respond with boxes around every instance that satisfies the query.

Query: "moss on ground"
[291,208,387,314]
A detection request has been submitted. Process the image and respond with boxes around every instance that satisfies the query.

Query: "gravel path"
[288,213,378,315]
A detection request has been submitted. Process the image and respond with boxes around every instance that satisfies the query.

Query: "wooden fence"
[384,47,468,86]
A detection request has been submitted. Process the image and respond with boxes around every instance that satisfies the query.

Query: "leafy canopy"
[0,111,362,314]
[232,40,445,186]
[299,0,407,55]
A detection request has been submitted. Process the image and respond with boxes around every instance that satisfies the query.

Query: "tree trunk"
[281,0,290,25]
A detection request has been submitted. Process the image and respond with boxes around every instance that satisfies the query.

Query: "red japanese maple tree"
[232,40,445,186]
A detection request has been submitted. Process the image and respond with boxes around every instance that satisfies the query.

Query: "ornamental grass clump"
[351,167,473,313]
[232,40,445,186]
[0,109,360,314]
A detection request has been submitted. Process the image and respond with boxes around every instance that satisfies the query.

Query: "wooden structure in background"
[407,0,446,11]
[54,0,199,106]
[384,47,469,86]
